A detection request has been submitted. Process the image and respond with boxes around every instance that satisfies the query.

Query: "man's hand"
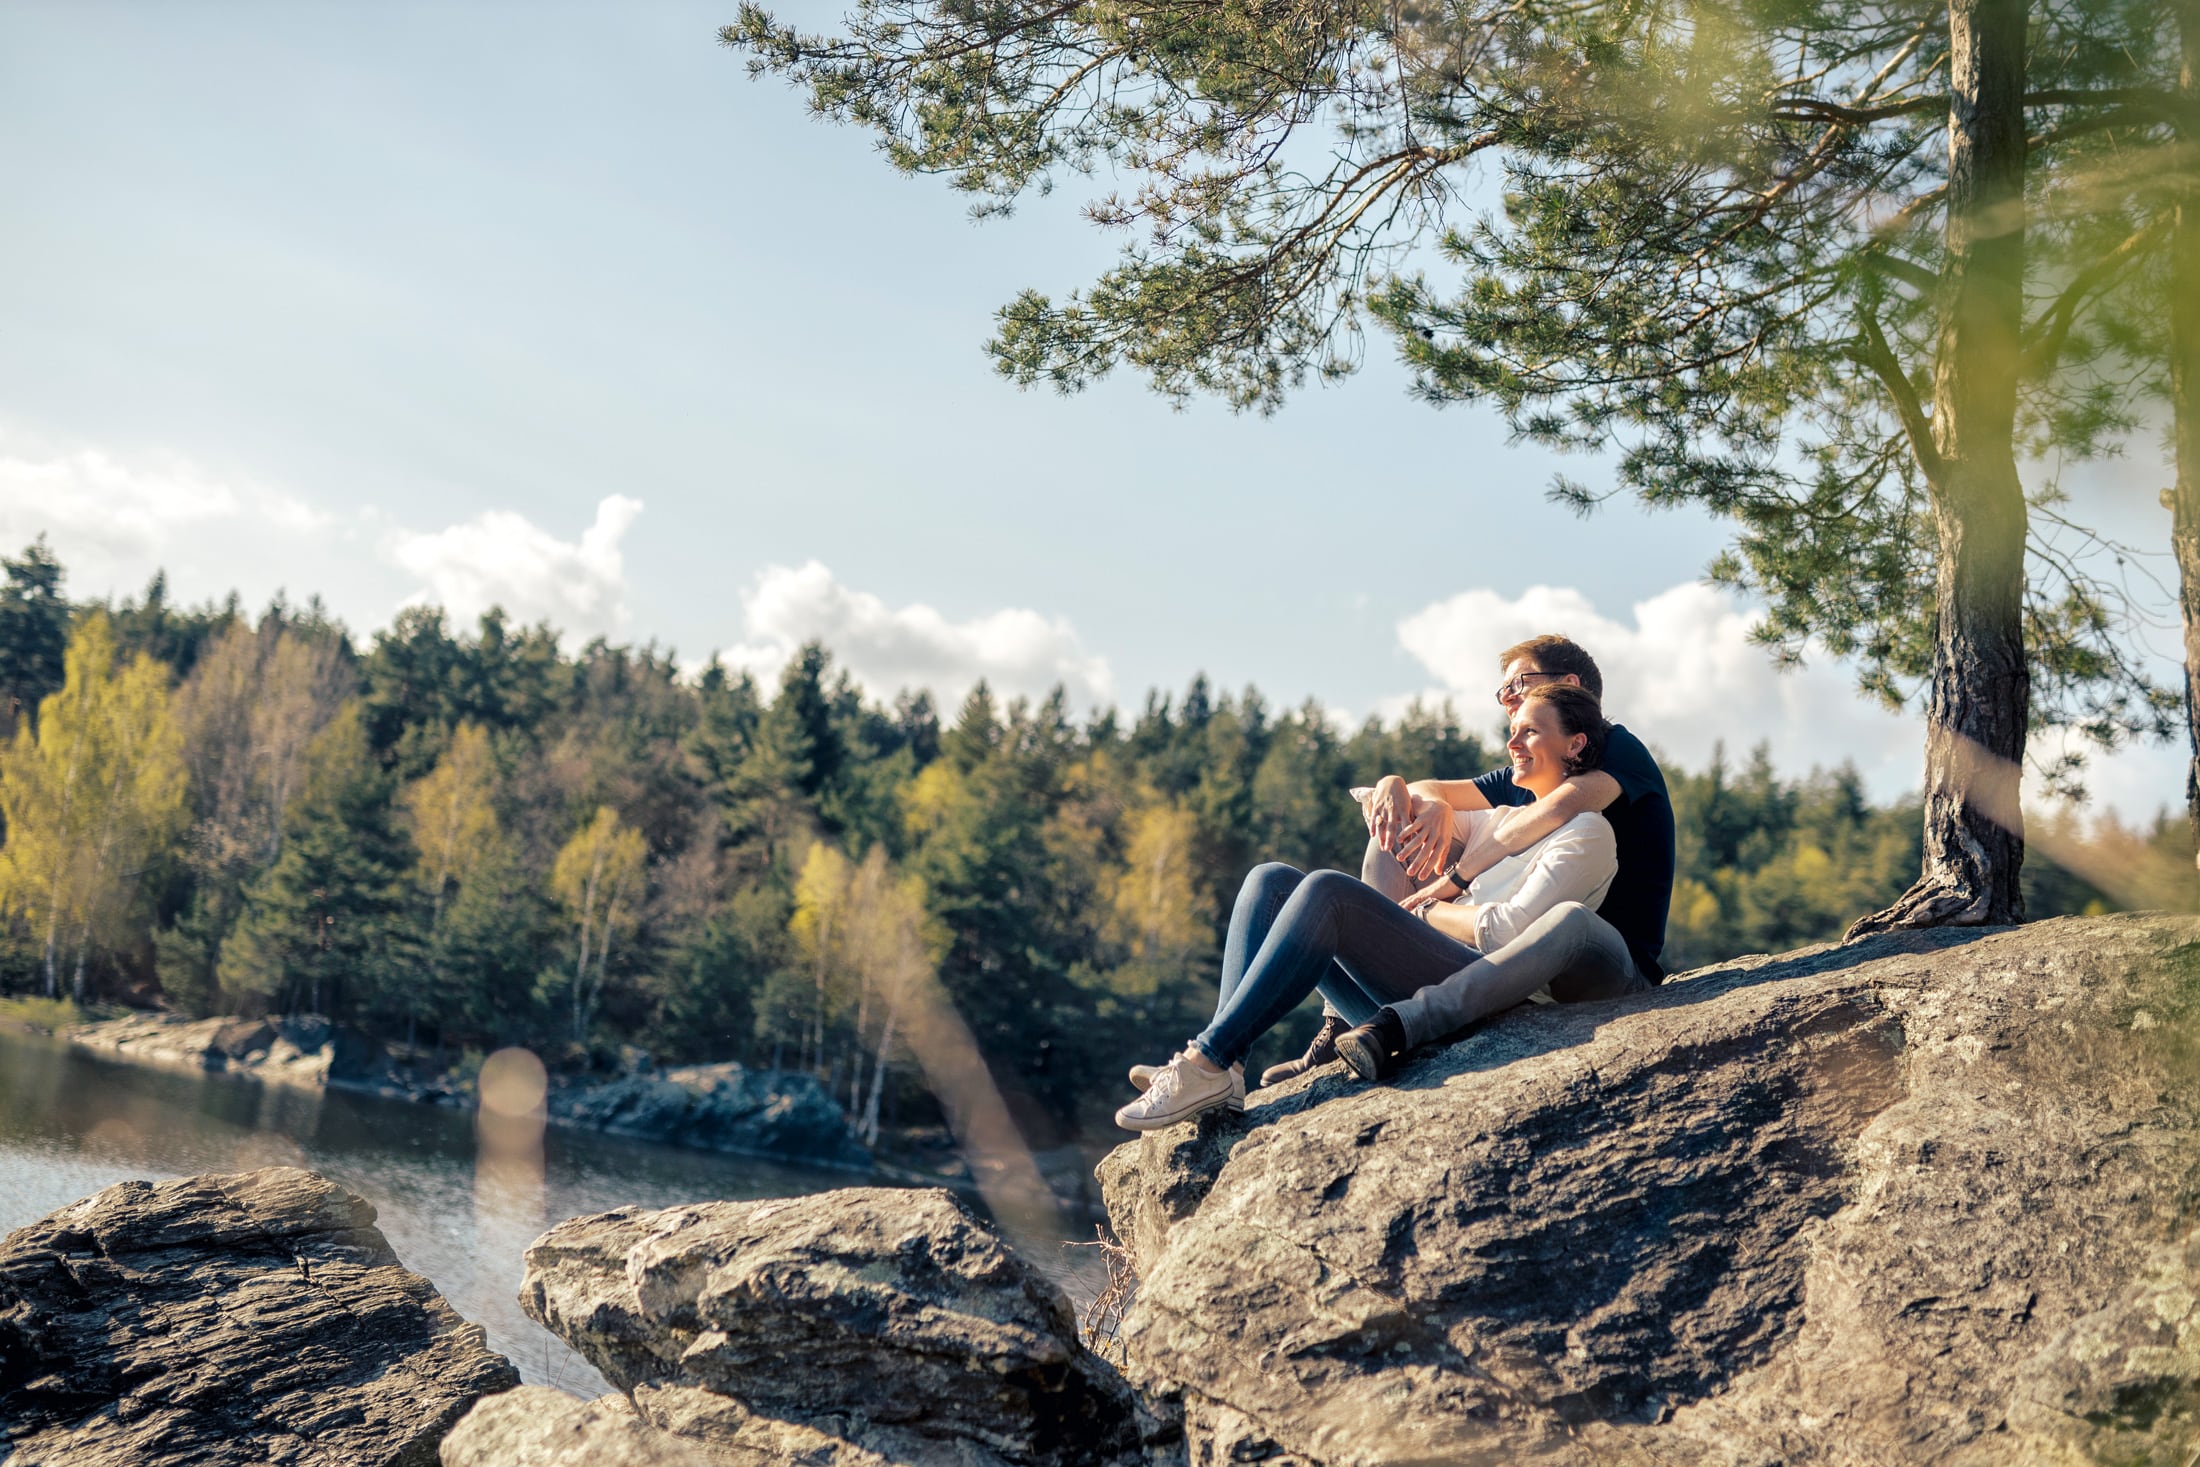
[1394,797,1451,880]
[1448,772,1622,884]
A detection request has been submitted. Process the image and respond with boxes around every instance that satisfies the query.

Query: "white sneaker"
[1116,1052,1242,1131]
[1129,1060,1244,1109]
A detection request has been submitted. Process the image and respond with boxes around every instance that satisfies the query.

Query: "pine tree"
[220,704,416,1018]
[0,538,69,740]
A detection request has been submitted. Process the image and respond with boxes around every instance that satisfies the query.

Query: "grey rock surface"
[1099,914,2200,1467]
[440,1386,728,1467]
[548,1062,871,1170]
[0,1166,518,1467]
[520,1187,1139,1467]
[65,1011,385,1091]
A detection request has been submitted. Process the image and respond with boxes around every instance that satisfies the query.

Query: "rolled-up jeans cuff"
[1387,990,1442,1050]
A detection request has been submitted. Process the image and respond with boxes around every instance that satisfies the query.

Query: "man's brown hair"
[1499,635,1603,698]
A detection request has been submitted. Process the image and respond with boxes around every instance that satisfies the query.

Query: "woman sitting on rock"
[1115,683,1646,1131]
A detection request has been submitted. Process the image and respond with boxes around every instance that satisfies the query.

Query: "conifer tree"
[220,704,415,1017]
[0,538,69,740]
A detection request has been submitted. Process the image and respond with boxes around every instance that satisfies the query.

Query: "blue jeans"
[1191,864,1482,1070]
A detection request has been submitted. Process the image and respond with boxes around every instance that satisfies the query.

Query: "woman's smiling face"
[1506,697,1583,798]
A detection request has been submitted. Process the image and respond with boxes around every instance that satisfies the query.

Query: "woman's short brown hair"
[1518,682,1610,775]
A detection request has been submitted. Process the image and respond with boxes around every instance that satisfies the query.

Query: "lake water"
[0,1026,1097,1396]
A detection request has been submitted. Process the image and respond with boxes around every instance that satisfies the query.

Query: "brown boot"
[1336,1008,1409,1084]
[1259,1011,1349,1087]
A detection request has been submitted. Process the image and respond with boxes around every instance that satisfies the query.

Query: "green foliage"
[0,994,92,1031]
[0,537,70,735]
[219,704,418,1018]
[1662,748,1922,967]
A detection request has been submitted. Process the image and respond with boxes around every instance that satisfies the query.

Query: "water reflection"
[0,1026,1006,1395]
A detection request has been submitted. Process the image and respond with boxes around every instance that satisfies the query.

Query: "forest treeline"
[0,538,2180,1138]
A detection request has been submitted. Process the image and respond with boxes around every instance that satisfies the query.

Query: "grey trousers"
[1360,837,1650,1049]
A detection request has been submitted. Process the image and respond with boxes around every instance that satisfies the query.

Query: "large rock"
[0,1166,518,1466]
[519,1187,1140,1467]
[439,1386,724,1467]
[65,1011,386,1090]
[1098,913,2200,1467]
[548,1062,871,1171]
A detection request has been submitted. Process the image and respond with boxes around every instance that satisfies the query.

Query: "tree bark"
[1850,0,2030,935]
[2172,0,2200,867]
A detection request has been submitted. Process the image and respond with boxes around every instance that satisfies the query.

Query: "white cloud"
[389,495,642,638]
[1391,579,2187,822]
[0,436,328,589]
[1392,581,1921,795]
[723,560,1113,708]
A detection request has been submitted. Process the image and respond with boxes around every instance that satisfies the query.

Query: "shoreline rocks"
[0,1167,518,1466]
[64,1012,391,1093]
[57,1011,874,1172]
[549,1062,873,1173]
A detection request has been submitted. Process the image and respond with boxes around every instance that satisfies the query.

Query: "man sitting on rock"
[1266,633,1677,1084]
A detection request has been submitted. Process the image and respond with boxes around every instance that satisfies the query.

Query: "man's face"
[1495,657,1575,714]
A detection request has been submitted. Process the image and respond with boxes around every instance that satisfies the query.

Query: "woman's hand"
[1365,775,1412,851]
[1403,874,1458,911]
[1394,796,1451,879]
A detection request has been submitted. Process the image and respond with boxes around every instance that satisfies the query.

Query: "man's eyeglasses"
[1494,671,1555,705]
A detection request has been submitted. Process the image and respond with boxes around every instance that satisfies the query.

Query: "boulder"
[519,1187,1141,1467]
[548,1062,871,1171]
[0,1166,518,1466]
[1097,913,2200,1467]
[440,1386,725,1467]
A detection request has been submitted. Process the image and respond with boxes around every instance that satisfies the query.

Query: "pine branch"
[1850,302,1944,488]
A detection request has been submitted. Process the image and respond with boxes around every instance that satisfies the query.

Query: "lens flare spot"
[478,1048,547,1119]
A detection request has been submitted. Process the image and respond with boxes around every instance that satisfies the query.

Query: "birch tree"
[403,726,501,944]
[157,617,351,1009]
[550,805,647,1045]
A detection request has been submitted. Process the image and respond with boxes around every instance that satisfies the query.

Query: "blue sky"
[0,0,2184,820]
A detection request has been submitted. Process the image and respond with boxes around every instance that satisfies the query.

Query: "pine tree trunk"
[2171,0,2200,866]
[1850,0,2030,935]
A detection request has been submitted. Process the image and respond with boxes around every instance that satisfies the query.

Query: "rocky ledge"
[0,1167,517,1466]
[497,913,2200,1467]
[1097,912,2200,1466]
[65,1012,391,1092]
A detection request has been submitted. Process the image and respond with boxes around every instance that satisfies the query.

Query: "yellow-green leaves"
[0,613,186,1001]
[551,805,648,1044]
